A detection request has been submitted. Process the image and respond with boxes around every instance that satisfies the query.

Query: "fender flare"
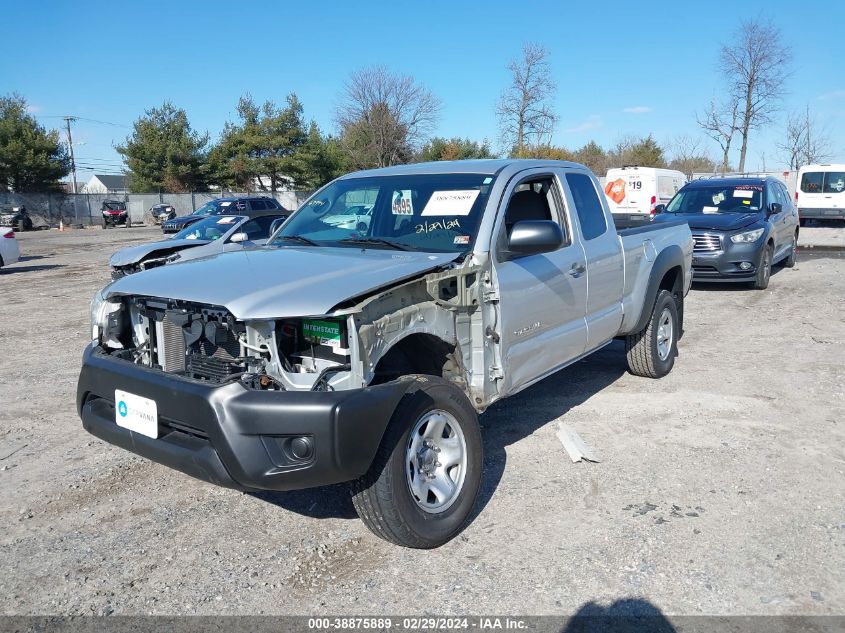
[629,244,685,335]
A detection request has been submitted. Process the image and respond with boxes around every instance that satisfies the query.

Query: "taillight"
[3,230,14,238]
[649,195,657,215]
[794,191,798,201]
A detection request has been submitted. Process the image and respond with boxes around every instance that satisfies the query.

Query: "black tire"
[783,231,798,268]
[625,289,678,379]
[351,375,482,549]
[102,220,109,229]
[751,243,773,289]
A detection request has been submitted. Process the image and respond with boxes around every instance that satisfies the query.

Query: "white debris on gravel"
[556,424,600,463]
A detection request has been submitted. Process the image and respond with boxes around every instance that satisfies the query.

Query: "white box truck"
[604,166,687,228]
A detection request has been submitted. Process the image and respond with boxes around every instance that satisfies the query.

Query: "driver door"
[491,172,588,394]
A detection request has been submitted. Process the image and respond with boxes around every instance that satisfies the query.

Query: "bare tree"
[697,98,739,172]
[719,18,792,171]
[336,66,441,169]
[497,43,558,157]
[778,106,833,170]
[667,135,716,176]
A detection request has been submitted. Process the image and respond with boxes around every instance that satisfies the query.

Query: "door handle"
[569,263,586,277]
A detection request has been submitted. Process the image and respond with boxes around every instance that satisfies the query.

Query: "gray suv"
[653,177,799,289]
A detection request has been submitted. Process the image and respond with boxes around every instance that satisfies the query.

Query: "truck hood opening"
[106,246,460,319]
[109,239,212,267]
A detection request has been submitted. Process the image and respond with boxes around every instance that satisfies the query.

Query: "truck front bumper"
[76,345,410,492]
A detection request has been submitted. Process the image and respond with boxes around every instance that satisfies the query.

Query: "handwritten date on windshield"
[416,218,461,234]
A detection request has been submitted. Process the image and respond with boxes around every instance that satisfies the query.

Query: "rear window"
[823,172,845,193]
[800,172,824,193]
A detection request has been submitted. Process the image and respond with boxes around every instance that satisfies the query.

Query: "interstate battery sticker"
[303,319,342,347]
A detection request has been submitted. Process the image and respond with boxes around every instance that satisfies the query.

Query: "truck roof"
[340,159,588,179]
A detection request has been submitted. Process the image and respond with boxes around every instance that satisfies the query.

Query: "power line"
[36,114,129,128]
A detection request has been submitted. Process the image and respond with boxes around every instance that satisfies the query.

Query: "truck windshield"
[270,174,494,252]
[173,215,243,241]
[665,185,763,214]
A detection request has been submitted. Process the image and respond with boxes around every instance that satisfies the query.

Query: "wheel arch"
[627,245,685,336]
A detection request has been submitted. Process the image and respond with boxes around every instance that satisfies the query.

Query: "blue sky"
[4,0,843,179]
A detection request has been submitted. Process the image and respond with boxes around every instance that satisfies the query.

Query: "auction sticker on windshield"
[392,190,414,215]
[114,390,158,439]
[422,190,480,216]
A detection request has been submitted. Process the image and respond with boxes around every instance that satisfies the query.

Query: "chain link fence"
[0,190,314,228]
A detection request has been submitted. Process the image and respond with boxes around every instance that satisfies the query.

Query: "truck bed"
[616,220,692,335]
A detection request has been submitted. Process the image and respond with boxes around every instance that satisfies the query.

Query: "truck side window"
[566,172,607,240]
[503,178,559,236]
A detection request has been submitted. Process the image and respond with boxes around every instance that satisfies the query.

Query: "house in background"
[82,174,129,195]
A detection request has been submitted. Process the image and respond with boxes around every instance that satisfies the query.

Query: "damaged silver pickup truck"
[78,159,693,548]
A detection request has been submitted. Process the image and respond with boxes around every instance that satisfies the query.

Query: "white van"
[796,164,845,222]
[603,167,687,227]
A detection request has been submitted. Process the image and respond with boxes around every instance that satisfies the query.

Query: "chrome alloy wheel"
[406,409,467,513]
[656,307,674,361]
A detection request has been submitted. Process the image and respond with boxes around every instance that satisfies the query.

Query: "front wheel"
[751,243,773,289]
[625,289,678,378]
[351,375,482,548]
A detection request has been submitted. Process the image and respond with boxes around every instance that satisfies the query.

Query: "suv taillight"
[3,230,14,238]
[649,195,657,215]
[794,191,798,201]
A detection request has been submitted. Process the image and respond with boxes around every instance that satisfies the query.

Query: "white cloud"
[818,90,845,101]
[26,104,41,114]
[564,114,602,133]
[622,106,652,114]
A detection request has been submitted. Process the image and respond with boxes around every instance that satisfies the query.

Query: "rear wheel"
[351,375,482,548]
[625,289,678,378]
[751,243,773,289]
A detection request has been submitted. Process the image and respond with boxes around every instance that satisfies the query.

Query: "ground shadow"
[250,341,627,522]
[562,598,676,632]
[691,262,787,292]
[17,255,47,262]
[251,483,357,519]
[471,340,627,523]
[1,264,65,274]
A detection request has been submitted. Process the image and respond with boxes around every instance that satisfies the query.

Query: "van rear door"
[604,169,655,227]
[798,168,845,219]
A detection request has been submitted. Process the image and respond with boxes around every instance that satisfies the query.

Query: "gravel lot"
[0,227,843,617]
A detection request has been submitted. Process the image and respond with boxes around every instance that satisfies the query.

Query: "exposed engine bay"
[100,296,356,392]
[93,260,493,405]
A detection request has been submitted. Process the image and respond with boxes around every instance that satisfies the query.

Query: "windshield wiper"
[337,236,412,251]
[275,234,319,246]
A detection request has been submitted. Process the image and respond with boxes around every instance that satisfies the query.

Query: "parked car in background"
[653,176,798,289]
[102,201,130,228]
[0,206,49,232]
[110,211,288,278]
[149,204,177,225]
[796,164,845,224]
[0,228,21,270]
[161,197,288,233]
[80,159,692,548]
[604,167,687,228]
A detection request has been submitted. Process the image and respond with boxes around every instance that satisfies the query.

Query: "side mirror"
[229,232,248,243]
[506,220,564,257]
[768,202,782,216]
[653,204,667,214]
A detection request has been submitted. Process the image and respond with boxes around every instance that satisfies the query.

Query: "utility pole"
[64,116,78,194]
